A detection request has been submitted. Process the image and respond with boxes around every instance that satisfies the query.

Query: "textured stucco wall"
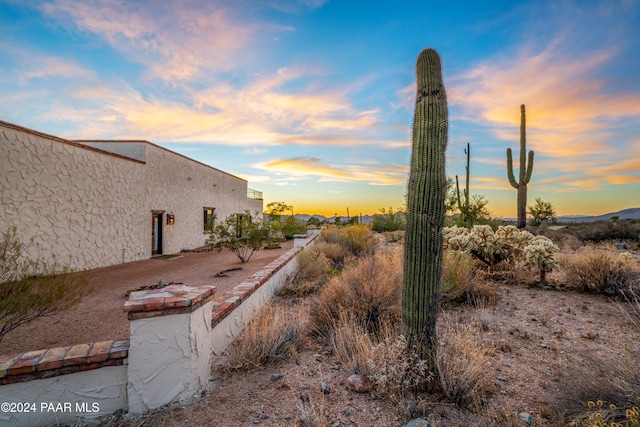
[0,365,128,427]
[127,300,213,413]
[1,122,263,271]
[142,144,263,255]
[0,123,148,271]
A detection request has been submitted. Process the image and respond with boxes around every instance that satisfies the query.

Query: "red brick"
[109,340,130,359]
[141,297,165,311]
[0,354,18,379]
[87,341,112,364]
[37,347,68,371]
[164,296,189,308]
[9,349,47,375]
[63,343,91,366]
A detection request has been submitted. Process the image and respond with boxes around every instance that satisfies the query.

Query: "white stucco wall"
[0,121,263,272]
[127,300,214,413]
[0,122,148,271]
[141,143,263,255]
[0,365,128,427]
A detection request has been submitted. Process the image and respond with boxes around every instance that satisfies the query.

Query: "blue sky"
[1,0,639,217]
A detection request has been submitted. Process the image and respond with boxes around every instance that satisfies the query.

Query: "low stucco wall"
[0,233,318,426]
[0,365,128,427]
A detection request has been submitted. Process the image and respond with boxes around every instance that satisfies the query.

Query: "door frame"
[151,211,164,255]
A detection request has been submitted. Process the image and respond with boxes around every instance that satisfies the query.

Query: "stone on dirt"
[345,374,373,393]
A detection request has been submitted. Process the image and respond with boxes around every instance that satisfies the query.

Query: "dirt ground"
[4,240,640,426]
[0,240,294,357]
[94,253,640,427]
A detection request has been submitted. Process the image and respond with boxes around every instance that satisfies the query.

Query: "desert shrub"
[371,207,406,232]
[620,288,640,328]
[311,241,350,270]
[319,224,377,258]
[0,227,89,340]
[225,302,308,370]
[366,334,432,404]
[441,250,498,306]
[569,220,640,243]
[560,248,638,295]
[436,320,495,407]
[279,248,331,297]
[329,312,376,374]
[308,248,402,341]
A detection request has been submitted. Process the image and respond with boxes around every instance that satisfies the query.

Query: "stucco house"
[0,119,263,272]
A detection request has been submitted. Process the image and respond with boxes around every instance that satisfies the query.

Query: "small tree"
[371,207,406,232]
[1,227,89,341]
[206,211,267,263]
[527,197,556,227]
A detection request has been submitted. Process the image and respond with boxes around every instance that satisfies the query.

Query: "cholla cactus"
[524,236,559,286]
[443,225,534,272]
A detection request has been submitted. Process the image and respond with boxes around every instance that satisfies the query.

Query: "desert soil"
[96,251,639,427]
[0,240,294,356]
[4,241,639,426]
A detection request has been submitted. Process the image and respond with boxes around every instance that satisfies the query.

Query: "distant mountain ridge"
[288,208,640,225]
[555,207,640,223]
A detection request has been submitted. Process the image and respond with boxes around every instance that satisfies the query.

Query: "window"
[203,208,215,231]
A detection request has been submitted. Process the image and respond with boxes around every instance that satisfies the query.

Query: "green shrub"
[0,227,89,341]
[371,207,406,232]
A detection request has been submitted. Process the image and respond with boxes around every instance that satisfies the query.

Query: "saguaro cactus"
[507,104,534,229]
[403,48,448,362]
[455,142,470,227]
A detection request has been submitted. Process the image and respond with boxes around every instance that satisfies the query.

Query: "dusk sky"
[1,0,639,218]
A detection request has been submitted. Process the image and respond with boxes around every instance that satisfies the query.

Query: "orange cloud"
[449,43,640,162]
[257,157,408,186]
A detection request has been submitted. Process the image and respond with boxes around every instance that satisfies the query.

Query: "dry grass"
[328,311,375,374]
[559,247,639,295]
[441,250,498,306]
[224,302,309,370]
[318,224,378,258]
[308,247,402,340]
[436,315,495,408]
[278,248,331,297]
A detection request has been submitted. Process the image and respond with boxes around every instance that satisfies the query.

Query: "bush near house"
[205,210,268,263]
[0,227,89,341]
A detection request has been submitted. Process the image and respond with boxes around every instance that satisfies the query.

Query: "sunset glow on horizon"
[1,1,638,218]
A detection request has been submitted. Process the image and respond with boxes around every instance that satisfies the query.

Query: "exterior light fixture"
[167,213,175,225]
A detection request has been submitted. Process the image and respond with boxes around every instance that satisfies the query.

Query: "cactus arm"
[456,174,462,209]
[524,150,534,184]
[506,148,519,188]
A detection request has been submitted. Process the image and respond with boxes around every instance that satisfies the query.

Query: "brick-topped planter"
[0,230,319,426]
[0,340,129,385]
[211,249,300,326]
[124,284,217,319]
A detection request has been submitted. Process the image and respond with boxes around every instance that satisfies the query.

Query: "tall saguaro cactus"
[403,48,448,362]
[507,104,534,229]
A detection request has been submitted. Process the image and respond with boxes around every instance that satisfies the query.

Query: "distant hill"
[275,208,640,225]
[556,208,640,223]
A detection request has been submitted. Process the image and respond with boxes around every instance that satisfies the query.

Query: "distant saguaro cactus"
[403,48,447,362]
[456,142,470,227]
[507,104,534,229]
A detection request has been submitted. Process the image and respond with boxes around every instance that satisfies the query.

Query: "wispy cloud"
[256,157,408,185]
[41,0,265,81]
